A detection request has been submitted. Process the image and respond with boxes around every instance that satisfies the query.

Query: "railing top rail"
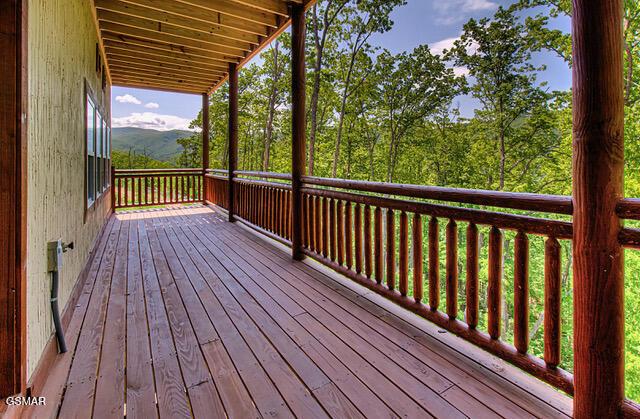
[115,168,203,174]
[301,176,573,215]
[235,171,293,181]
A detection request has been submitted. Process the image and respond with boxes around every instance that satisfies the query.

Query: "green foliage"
[111,149,171,169]
[112,127,192,162]
[171,0,640,400]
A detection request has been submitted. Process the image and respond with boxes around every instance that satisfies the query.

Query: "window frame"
[84,81,110,218]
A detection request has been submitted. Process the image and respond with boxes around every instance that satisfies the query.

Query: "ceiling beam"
[227,0,290,17]
[108,61,223,82]
[175,0,279,27]
[95,0,260,45]
[106,54,226,77]
[100,23,245,58]
[98,12,252,53]
[116,0,269,36]
[111,80,206,94]
[101,32,241,63]
[110,67,213,85]
[110,71,213,90]
[104,40,234,70]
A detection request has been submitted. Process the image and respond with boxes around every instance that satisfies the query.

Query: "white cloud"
[112,112,194,131]
[434,0,498,25]
[144,102,160,109]
[431,37,459,56]
[452,66,470,77]
[115,94,142,105]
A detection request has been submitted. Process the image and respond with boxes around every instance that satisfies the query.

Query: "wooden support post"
[228,62,238,222]
[572,1,625,417]
[0,0,27,398]
[111,165,116,212]
[202,93,209,203]
[202,93,209,183]
[291,2,306,261]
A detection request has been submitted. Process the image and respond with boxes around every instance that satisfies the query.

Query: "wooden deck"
[26,205,572,419]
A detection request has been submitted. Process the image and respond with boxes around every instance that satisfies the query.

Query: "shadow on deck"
[26,205,572,418]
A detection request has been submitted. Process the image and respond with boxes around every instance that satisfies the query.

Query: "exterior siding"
[27,0,111,378]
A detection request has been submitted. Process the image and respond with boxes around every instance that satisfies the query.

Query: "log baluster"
[330,198,337,261]
[446,219,458,319]
[315,195,322,255]
[322,197,330,258]
[487,226,503,340]
[386,209,396,291]
[303,194,310,248]
[354,204,363,274]
[124,177,128,207]
[466,223,479,329]
[514,230,529,354]
[412,213,423,303]
[308,196,315,251]
[374,207,383,284]
[337,201,345,266]
[399,211,408,297]
[428,217,439,311]
[544,237,561,367]
[345,202,353,269]
[364,205,372,278]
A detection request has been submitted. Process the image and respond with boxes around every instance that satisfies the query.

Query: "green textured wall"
[27,0,111,378]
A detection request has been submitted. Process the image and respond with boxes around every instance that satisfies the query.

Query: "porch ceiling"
[93,0,314,95]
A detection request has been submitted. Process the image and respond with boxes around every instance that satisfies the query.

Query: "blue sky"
[111,0,571,131]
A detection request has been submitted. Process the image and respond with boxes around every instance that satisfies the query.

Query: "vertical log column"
[202,93,209,203]
[291,2,306,260]
[228,63,238,222]
[572,1,625,417]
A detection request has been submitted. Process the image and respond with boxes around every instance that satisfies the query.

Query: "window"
[86,96,96,207]
[85,85,110,210]
[103,119,110,190]
[106,125,111,187]
[96,113,103,198]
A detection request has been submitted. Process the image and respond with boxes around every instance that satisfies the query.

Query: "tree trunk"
[262,43,281,171]
[308,5,323,176]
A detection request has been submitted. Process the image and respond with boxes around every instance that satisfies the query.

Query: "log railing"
[204,170,640,409]
[113,168,203,209]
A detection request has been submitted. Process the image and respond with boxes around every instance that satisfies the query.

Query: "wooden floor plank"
[191,213,464,419]
[93,217,129,418]
[180,217,395,419]
[174,210,404,417]
[205,210,564,419]
[162,211,329,419]
[23,217,118,419]
[124,213,159,419]
[34,206,573,419]
[147,213,292,418]
[58,219,123,418]
[138,215,192,419]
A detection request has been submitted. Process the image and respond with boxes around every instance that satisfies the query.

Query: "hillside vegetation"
[112,127,192,162]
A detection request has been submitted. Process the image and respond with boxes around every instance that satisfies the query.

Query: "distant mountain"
[111,127,193,162]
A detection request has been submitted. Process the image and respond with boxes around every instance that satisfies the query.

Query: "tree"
[330,0,406,177]
[307,0,349,175]
[446,7,555,190]
[376,45,464,182]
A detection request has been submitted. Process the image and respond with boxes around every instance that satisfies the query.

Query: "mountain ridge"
[111,127,192,162]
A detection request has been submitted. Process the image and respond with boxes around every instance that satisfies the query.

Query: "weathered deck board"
[34,205,572,419]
